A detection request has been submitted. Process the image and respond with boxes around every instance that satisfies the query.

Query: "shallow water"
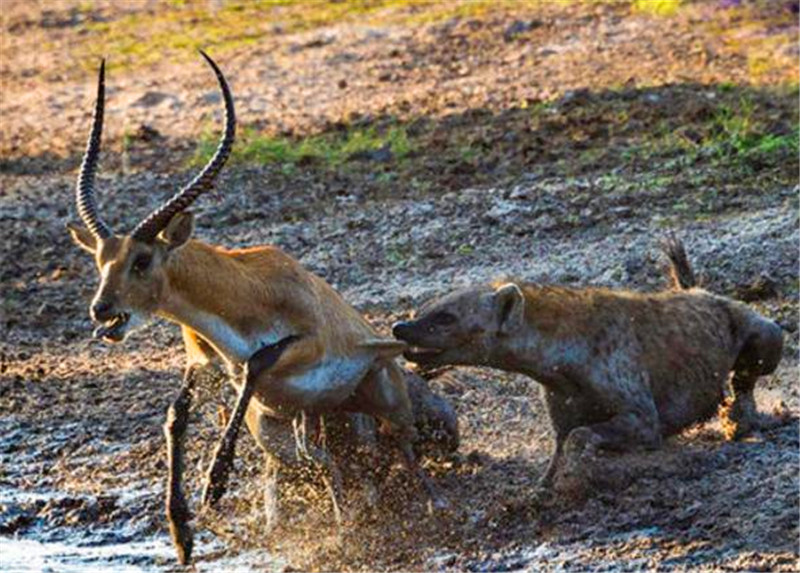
[0,484,284,573]
[0,532,286,573]
[0,536,174,573]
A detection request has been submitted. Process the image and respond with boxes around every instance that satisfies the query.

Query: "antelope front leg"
[202,335,298,508]
[164,364,201,565]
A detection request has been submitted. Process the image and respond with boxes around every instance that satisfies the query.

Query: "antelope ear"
[494,283,525,334]
[66,222,97,254]
[160,211,194,250]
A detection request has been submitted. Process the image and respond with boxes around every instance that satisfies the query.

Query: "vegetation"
[78,0,502,71]
[191,124,413,170]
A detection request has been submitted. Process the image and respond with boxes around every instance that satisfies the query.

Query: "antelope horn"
[76,58,113,239]
[131,50,236,243]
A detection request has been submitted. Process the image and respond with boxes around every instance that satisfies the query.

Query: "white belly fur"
[186,313,375,414]
[252,354,374,416]
[187,310,292,366]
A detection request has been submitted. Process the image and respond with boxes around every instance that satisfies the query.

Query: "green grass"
[191,124,414,168]
[631,0,684,17]
[77,0,507,72]
[703,99,799,159]
[620,92,799,169]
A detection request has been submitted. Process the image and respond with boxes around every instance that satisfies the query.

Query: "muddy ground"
[1,1,798,571]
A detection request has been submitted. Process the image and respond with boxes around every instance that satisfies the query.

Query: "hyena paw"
[565,427,600,458]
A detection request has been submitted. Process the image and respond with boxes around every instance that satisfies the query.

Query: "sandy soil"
[1,1,798,571]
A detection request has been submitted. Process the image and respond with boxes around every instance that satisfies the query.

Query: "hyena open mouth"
[93,312,130,342]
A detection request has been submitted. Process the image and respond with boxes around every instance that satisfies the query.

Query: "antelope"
[68,52,457,565]
[392,236,784,489]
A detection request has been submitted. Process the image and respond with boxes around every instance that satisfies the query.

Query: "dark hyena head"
[392,282,525,368]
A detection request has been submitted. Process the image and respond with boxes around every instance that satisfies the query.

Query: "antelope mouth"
[94,312,130,343]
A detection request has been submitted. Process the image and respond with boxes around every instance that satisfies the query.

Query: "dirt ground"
[1,1,798,571]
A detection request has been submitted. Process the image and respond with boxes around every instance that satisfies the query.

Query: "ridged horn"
[131,50,235,243]
[76,58,113,239]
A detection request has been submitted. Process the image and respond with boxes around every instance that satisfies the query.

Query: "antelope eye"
[132,253,152,275]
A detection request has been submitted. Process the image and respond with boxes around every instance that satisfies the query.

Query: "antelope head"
[68,52,235,343]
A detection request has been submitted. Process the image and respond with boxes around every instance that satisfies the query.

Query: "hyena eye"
[132,253,152,275]
[431,312,457,327]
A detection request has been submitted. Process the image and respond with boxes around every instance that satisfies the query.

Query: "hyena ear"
[494,283,525,335]
[160,211,194,251]
[66,222,98,254]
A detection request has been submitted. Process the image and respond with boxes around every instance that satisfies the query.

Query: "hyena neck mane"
[487,283,608,387]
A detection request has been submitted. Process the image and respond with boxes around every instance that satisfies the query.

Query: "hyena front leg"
[538,434,566,489]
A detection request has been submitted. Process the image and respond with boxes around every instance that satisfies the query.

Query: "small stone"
[130,91,171,108]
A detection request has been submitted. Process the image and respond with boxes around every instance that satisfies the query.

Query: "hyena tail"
[660,233,697,290]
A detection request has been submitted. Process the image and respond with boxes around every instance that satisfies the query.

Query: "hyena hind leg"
[723,321,785,440]
[556,408,662,491]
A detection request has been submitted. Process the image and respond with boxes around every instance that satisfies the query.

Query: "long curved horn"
[131,50,236,243]
[76,59,113,239]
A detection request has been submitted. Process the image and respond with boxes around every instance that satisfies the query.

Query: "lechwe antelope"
[68,52,457,564]
[393,236,785,490]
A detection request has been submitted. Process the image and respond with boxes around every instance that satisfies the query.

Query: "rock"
[429,552,458,569]
[130,91,173,108]
[735,274,779,302]
[133,124,162,142]
[348,142,393,163]
[199,90,221,105]
[503,19,542,42]
[289,34,335,53]
[485,199,521,222]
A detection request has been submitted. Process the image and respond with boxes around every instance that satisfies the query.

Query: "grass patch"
[191,124,414,168]
[700,99,799,160]
[77,0,507,72]
[631,0,683,17]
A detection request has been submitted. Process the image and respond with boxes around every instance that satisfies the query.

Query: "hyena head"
[392,282,525,367]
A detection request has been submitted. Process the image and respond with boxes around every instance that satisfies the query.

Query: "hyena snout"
[392,321,414,340]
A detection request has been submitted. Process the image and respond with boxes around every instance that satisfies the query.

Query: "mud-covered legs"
[203,336,297,508]
[293,412,344,526]
[542,407,661,489]
[164,364,200,565]
[262,456,280,532]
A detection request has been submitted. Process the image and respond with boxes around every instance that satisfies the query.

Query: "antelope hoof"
[166,499,193,565]
[169,521,193,565]
[565,426,599,458]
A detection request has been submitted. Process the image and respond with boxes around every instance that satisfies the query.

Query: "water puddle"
[0,485,284,572]
[0,536,174,573]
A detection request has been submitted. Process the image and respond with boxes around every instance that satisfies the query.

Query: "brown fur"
[393,237,784,490]
[70,213,458,564]
[661,233,697,290]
